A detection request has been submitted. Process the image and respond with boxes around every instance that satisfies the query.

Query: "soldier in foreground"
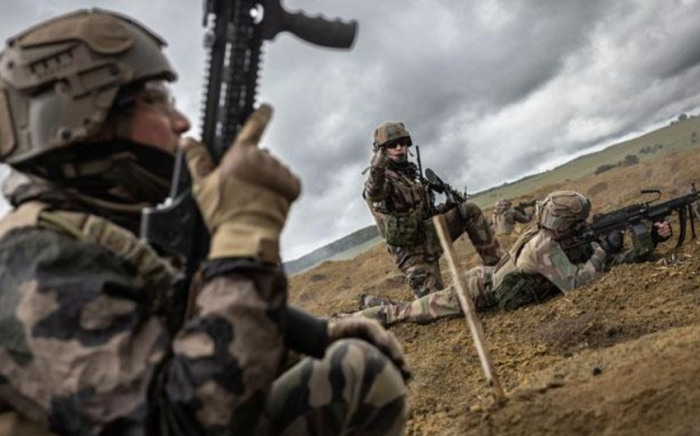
[492,198,534,236]
[364,121,503,299]
[354,191,671,327]
[0,10,409,436]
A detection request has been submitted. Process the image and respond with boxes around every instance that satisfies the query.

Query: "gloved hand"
[182,104,301,263]
[370,149,390,175]
[600,229,624,253]
[328,317,411,382]
[651,221,672,244]
[588,241,608,270]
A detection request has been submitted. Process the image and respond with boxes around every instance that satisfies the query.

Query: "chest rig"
[369,166,435,248]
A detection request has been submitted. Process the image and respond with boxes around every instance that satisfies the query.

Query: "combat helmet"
[496,198,511,213]
[0,8,176,165]
[536,191,591,233]
[373,121,412,151]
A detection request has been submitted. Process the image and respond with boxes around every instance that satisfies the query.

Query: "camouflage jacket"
[493,225,634,296]
[0,199,288,435]
[363,161,443,260]
[364,161,431,222]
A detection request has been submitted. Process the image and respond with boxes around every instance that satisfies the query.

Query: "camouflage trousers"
[394,203,503,299]
[255,339,409,436]
[0,340,408,436]
[359,266,497,326]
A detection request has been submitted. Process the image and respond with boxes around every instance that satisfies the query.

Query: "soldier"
[364,121,503,299]
[355,191,672,327]
[0,10,409,436]
[492,198,533,236]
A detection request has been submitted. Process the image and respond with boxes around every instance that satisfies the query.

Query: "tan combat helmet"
[496,198,511,210]
[373,121,412,151]
[537,191,591,233]
[0,9,176,165]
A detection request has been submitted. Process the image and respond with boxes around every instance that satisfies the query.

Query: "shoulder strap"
[41,209,178,290]
[0,202,47,239]
[0,201,177,290]
[508,225,540,261]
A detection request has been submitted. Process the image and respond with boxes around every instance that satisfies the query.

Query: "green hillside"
[471,115,700,206]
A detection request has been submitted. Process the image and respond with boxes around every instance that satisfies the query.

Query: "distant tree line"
[639,143,664,154]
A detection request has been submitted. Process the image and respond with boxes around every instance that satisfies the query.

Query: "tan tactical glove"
[328,317,411,382]
[182,104,301,263]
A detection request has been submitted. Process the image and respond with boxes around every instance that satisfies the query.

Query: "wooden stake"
[432,214,506,404]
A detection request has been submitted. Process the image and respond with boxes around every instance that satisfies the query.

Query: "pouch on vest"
[384,210,421,247]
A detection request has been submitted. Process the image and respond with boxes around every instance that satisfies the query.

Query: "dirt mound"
[459,323,700,436]
[288,147,700,435]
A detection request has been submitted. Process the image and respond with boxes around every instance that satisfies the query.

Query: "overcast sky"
[2,0,700,260]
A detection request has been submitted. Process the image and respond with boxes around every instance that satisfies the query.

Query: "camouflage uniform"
[0,10,408,436]
[358,191,653,326]
[0,180,408,436]
[492,200,533,236]
[364,154,502,299]
[357,225,644,326]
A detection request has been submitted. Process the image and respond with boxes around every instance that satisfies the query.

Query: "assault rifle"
[571,186,699,257]
[414,145,438,217]
[140,0,357,354]
[425,168,467,209]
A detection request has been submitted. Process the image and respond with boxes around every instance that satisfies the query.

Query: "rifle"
[414,145,438,218]
[514,200,536,213]
[571,185,699,257]
[425,168,467,210]
[140,0,357,354]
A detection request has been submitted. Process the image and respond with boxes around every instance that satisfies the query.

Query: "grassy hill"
[285,115,700,274]
[284,225,380,275]
[471,115,700,206]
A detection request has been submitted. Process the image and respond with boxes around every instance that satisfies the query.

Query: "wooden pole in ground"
[432,214,506,404]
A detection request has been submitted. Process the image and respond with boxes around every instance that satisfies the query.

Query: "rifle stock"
[514,200,536,212]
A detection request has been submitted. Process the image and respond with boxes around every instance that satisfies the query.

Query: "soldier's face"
[128,82,191,154]
[384,141,409,162]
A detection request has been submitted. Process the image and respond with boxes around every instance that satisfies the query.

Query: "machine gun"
[425,168,466,209]
[140,0,357,353]
[571,186,699,257]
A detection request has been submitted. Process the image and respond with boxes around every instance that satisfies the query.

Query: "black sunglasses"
[384,140,411,150]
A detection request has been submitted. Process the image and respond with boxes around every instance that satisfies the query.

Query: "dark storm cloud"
[2,0,700,259]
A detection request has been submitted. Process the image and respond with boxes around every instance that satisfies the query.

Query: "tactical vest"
[0,201,179,435]
[367,167,441,254]
[490,226,553,310]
